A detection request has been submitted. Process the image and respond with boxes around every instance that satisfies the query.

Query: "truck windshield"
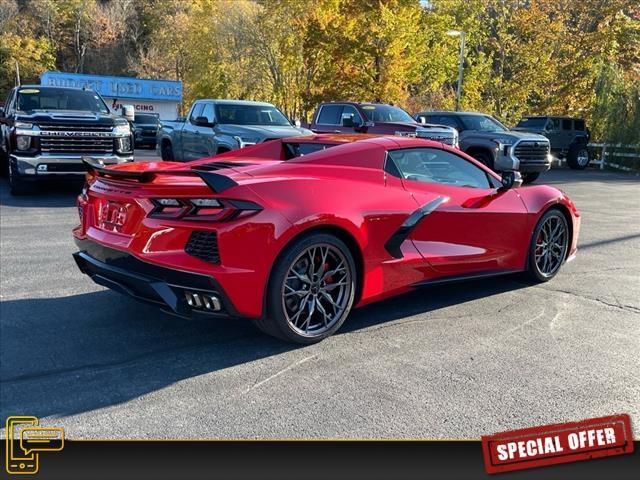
[516,118,548,129]
[459,114,508,132]
[215,104,291,126]
[16,87,109,113]
[360,104,415,123]
[134,114,159,124]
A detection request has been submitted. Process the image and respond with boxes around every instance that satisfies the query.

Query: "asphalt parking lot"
[1,153,639,439]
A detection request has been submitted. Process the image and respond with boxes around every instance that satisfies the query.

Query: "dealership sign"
[40,71,182,102]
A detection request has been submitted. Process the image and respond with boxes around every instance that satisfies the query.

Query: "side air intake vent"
[185,231,220,264]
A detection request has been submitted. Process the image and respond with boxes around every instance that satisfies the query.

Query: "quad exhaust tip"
[184,291,222,312]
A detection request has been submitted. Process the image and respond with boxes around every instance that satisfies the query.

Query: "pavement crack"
[535,287,640,314]
[245,354,317,393]
[501,308,546,336]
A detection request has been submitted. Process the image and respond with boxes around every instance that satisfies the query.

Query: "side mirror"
[193,116,214,127]
[122,104,135,122]
[341,114,355,128]
[419,116,427,125]
[500,171,523,189]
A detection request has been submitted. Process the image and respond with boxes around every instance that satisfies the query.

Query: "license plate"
[98,201,129,232]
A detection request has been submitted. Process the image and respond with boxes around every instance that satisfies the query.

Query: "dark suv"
[415,111,551,183]
[514,116,590,169]
[132,112,160,148]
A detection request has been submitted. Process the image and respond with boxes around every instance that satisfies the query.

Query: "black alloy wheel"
[254,233,356,344]
[526,209,569,282]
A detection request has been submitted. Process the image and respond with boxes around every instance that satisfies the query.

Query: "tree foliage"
[1,0,637,146]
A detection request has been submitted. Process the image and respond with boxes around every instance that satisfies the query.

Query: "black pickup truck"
[0,85,134,195]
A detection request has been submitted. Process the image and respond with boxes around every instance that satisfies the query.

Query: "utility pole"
[15,61,21,86]
[447,30,465,111]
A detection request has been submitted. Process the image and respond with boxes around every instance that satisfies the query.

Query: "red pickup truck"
[307,102,458,146]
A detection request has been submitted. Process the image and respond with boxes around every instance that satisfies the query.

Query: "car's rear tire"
[254,233,356,344]
[522,172,540,184]
[160,141,174,161]
[524,209,569,283]
[567,143,589,170]
[8,162,34,196]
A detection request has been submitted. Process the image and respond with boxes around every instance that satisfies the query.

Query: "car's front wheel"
[525,209,569,282]
[255,233,356,344]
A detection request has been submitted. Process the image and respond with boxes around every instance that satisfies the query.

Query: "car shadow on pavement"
[0,276,527,422]
[0,179,82,208]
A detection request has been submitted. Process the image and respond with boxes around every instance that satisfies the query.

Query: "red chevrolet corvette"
[73,134,580,343]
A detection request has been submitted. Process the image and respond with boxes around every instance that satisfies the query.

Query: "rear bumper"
[73,238,240,319]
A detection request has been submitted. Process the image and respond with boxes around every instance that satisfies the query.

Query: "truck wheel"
[160,141,174,161]
[0,143,8,177]
[567,144,589,170]
[522,172,540,184]
[8,163,34,196]
[470,152,495,171]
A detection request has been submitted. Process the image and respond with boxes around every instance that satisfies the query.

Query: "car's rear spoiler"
[82,157,239,193]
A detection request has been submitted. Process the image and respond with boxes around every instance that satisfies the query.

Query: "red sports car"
[73,134,580,343]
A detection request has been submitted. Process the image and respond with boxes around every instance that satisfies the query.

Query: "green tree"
[0,32,55,97]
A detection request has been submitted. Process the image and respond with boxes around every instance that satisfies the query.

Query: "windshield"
[459,114,508,132]
[215,104,291,126]
[516,117,547,129]
[360,104,415,123]
[16,87,109,113]
[133,114,159,124]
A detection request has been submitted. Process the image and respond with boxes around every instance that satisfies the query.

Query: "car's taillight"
[149,198,262,221]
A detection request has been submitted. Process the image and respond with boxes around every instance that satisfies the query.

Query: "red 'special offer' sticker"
[481,414,633,474]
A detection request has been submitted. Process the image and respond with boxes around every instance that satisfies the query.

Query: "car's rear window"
[283,142,338,159]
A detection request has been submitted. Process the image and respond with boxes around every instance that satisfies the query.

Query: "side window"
[341,105,362,125]
[548,118,560,131]
[562,119,572,130]
[574,119,585,131]
[435,116,461,129]
[189,103,204,122]
[387,147,491,189]
[201,103,215,123]
[316,104,343,125]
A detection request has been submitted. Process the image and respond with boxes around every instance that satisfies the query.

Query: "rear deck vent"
[185,231,220,264]
[196,161,254,171]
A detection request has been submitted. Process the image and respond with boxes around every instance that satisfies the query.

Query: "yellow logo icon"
[5,416,64,475]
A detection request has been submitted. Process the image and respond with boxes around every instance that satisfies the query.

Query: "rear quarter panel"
[245,165,435,306]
